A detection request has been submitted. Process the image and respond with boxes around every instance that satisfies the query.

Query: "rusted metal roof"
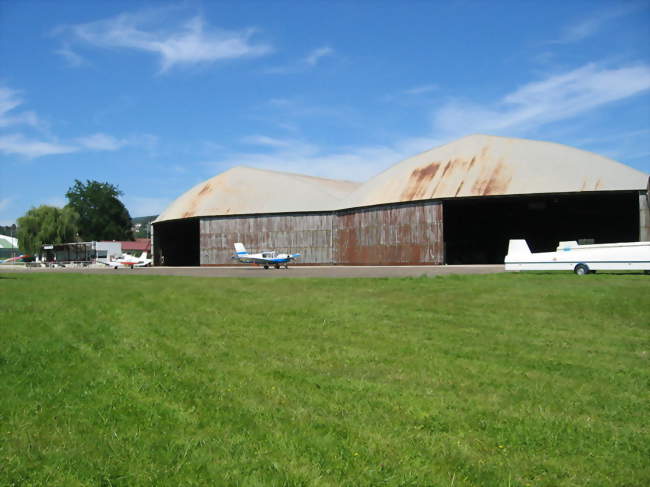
[341,134,649,208]
[155,166,361,223]
[155,135,649,222]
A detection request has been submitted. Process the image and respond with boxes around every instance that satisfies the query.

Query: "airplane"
[233,243,300,269]
[108,252,152,269]
[0,254,29,264]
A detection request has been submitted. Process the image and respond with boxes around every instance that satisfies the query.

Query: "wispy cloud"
[0,134,78,158]
[304,46,333,66]
[209,62,650,181]
[75,133,127,151]
[0,86,40,128]
[54,43,85,67]
[241,135,294,148]
[548,5,640,44]
[57,10,272,73]
[383,84,438,102]
[403,84,438,96]
[264,46,334,74]
[433,63,650,138]
[206,134,437,182]
[0,83,158,159]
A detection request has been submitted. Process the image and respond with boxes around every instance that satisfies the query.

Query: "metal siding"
[199,202,443,266]
[201,213,334,265]
[333,202,443,265]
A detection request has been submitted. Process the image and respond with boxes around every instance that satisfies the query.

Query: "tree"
[65,180,134,242]
[17,205,79,255]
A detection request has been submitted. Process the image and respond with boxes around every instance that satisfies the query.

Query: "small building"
[115,238,151,256]
[42,241,122,264]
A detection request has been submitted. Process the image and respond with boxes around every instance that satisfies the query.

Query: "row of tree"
[17,180,134,255]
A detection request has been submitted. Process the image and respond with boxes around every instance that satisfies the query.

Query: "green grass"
[1,272,649,486]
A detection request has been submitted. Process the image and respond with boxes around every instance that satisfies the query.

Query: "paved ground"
[1,264,504,278]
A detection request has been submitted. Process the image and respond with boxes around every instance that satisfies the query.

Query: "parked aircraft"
[505,239,650,275]
[108,252,152,269]
[233,243,300,269]
[0,254,29,264]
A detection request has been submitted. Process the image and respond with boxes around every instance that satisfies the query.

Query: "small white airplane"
[108,252,152,269]
[233,243,300,269]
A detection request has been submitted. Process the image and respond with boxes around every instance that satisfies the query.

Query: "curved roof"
[155,166,360,222]
[342,134,649,208]
[155,135,649,222]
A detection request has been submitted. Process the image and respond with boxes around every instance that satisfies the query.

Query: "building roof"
[341,134,649,208]
[0,235,18,248]
[155,166,361,223]
[119,238,151,252]
[155,135,649,222]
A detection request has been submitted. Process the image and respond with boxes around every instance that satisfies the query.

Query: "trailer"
[505,240,650,275]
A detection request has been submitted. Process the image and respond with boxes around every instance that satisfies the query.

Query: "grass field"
[1,272,649,486]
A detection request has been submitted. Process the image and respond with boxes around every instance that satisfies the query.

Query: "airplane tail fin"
[140,252,147,260]
[507,239,531,256]
[234,243,247,255]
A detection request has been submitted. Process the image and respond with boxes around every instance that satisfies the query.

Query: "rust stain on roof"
[198,183,213,197]
[400,163,440,201]
[181,183,214,218]
[595,179,603,190]
[454,181,465,197]
[471,161,513,195]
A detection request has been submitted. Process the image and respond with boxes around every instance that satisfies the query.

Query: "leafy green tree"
[65,180,134,241]
[16,205,79,255]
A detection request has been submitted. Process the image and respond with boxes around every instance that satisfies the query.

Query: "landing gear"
[263,265,269,269]
[574,263,590,276]
[275,264,281,269]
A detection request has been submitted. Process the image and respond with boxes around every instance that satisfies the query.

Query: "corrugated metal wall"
[200,213,334,265]
[199,201,443,265]
[334,202,443,265]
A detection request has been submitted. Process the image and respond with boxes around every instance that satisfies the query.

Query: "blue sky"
[1,0,649,225]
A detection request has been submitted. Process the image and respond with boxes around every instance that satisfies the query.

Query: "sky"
[1,0,649,225]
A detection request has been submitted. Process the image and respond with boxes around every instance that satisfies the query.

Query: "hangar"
[152,135,650,266]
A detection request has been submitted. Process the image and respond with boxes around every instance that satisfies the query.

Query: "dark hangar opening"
[153,219,200,266]
[443,191,640,264]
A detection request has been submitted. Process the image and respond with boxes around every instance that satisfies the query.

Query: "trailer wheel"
[574,264,590,276]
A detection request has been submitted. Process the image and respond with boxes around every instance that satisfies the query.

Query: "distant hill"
[132,215,158,225]
[131,216,157,238]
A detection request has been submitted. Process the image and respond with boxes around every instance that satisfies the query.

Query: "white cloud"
[0,134,78,158]
[206,134,438,182]
[76,133,126,151]
[403,84,438,96]
[382,84,438,102]
[549,5,640,44]
[433,63,650,138]
[304,47,333,66]
[264,46,334,74]
[241,135,293,148]
[0,86,40,128]
[55,43,85,67]
[208,62,650,182]
[61,11,272,72]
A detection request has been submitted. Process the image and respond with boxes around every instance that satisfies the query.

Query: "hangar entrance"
[443,191,640,264]
[153,219,200,266]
